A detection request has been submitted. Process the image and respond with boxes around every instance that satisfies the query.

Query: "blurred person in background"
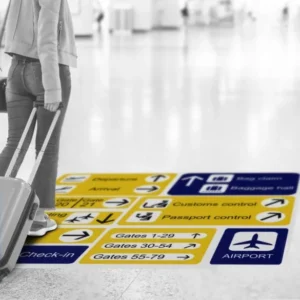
[93,0,105,32]
[282,4,289,22]
[181,1,190,26]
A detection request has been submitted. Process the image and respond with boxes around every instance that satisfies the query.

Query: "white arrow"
[182,176,204,187]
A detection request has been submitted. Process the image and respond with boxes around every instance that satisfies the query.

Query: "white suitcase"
[0,104,61,281]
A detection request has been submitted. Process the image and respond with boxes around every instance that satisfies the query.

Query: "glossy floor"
[1,22,300,299]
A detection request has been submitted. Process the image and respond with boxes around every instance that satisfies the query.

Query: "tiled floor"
[1,22,300,299]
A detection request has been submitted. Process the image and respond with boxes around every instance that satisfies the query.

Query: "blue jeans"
[0,55,71,209]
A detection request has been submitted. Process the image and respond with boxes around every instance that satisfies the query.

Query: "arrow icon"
[182,176,204,187]
[191,233,201,239]
[105,199,129,206]
[177,255,190,260]
[56,186,72,191]
[136,186,159,193]
[62,231,90,241]
[65,176,86,181]
[184,244,197,249]
[260,212,282,222]
[265,199,285,207]
[150,175,167,182]
[97,213,115,224]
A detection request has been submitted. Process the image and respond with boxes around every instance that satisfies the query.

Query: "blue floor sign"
[211,228,288,265]
[168,173,299,196]
[17,246,88,264]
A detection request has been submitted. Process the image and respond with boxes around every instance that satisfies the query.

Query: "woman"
[0,0,77,236]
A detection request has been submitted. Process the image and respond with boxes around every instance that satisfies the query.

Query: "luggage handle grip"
[5,103,62,185]
[34,101,64,109]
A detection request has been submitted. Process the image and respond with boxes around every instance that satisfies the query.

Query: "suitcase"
[0,103,62,281]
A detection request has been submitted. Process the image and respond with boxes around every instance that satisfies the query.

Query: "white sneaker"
[28,214,57,237]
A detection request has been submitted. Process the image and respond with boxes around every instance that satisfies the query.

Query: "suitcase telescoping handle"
[5,102,63,185]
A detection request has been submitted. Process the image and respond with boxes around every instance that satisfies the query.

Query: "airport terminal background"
[1,0,300,299]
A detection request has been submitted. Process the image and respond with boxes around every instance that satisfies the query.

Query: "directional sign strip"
[55,196,135,209]
[101,242,200,250]
[25,228,105,245]
[46,211,122,226]
[89,253,194,263]
[119,196,295,226]
[110,232,206,240]
[79,227,216,265]
[167,173,299,196]
[55,173,177,196]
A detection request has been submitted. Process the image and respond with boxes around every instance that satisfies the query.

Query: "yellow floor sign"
[46,211,123,226]
[80,228,216,265]
[27,228,105,245]
[17,173,300,267]
[55,196,135,209]
[119,196,294,226]
[55,173,177,196]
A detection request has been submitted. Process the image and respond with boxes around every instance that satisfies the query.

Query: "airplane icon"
[79,213,94,220]
[233,234,273,249]
[65,217,81,223]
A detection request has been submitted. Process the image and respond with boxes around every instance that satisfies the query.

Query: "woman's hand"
[44,102,60,112]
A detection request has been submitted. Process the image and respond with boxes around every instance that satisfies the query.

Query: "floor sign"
[210,229,288,265]
[17,173,299,267]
